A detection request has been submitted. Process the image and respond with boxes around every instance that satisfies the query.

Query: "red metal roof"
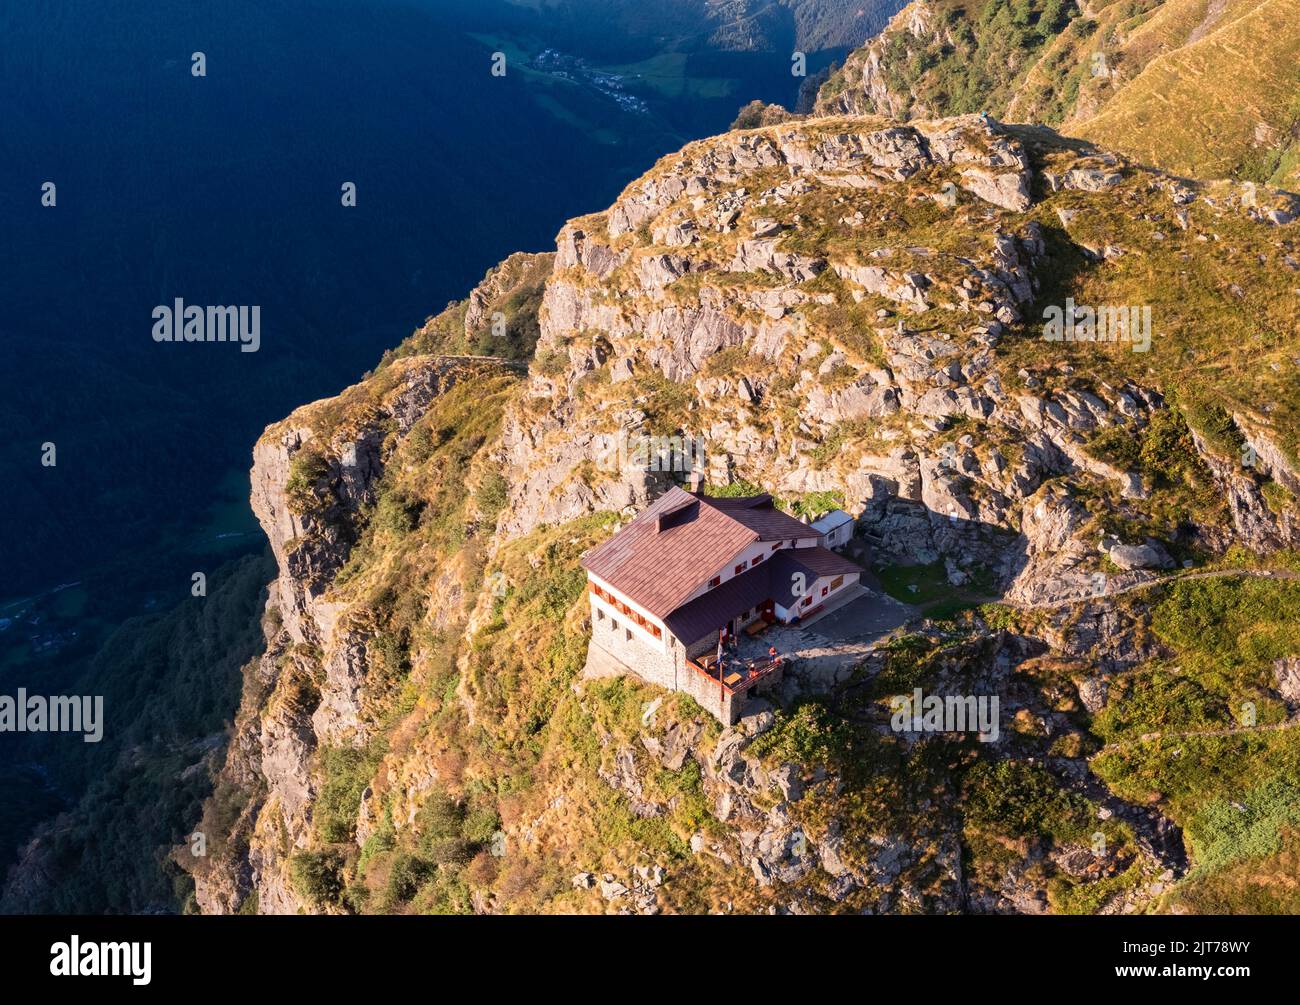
[662,546,861,643]
[580,487,815,618]
[766,547,863,607]
[662,563,775,644]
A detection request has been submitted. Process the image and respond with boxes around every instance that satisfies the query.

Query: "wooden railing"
[687,655,783,694]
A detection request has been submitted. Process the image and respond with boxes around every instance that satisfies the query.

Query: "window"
[611,618,619,631]
[830,575,844,591]
[771,542,781,552]
[625,629,633,641]
[735,561,747,575]
[821,585,829,597]
[596,608,605,621]
[752,552,763,565]
[801,596,811,608]
[709,576,721,588]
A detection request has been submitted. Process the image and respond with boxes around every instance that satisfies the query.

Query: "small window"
[771,542,781,552]
[611,618,619,631]
[752,553,763,565]
[830,575,844,591]
[709,576,721,588]
[596,608,605,621]
[625,629,632,641]
[802,596,811,608]
[735,562,746,575]
[821,585,829,597]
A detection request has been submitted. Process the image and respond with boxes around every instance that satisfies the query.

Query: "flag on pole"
[717,628,725,702]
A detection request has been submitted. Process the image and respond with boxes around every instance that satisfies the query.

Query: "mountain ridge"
[814,0,1300,189]
[174,111,1300,914]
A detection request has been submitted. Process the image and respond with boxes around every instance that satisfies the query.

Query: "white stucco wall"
[774,570,859,621]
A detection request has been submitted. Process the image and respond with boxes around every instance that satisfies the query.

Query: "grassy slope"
[820,0,1300,187]
[1072,0,1300,187]
[848,0,1082,118]
[1089,572,1300,912]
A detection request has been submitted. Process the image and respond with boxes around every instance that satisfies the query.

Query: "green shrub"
[285,450,331,515]
[962,760,1093,843]
[372,489,421,535]
[1179,397,1245,459]
[415,790,472,866]
[475,470,510,524]
[1185,776,1300,873]
[289,850,346,909]
[1085,425,1142,472]
[749,700,856,768]
[315,746,381,844]
[383,853,433,908]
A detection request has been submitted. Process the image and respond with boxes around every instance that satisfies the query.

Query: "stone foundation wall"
[591,610,677,692]
[674,654,735,723]
[588,611,784,725]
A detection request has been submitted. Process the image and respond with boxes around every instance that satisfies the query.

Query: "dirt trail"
[1018,567,1300,612]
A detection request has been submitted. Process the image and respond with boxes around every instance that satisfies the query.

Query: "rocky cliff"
[188,111,1300,915]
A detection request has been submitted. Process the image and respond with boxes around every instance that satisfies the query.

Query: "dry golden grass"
[1073,0,1300,187]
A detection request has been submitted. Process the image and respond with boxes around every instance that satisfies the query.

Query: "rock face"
[190,109,1298,916]
[191,355,522,915]
[1275,657,1300,710]
[252,356,503,649]
[594,701,966,912]
[816,2,938,120]
[496,112,1297,605]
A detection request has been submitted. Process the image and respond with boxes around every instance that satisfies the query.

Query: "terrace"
[687,646,783,694]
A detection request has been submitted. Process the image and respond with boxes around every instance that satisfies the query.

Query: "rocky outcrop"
[815,2,938,119]
[498,116,1070,582]
[192,354,521,915]
[497,111,1294,607]
[593,701,964,912]
[192,107,1298,917]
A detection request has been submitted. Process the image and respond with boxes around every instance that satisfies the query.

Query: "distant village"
[528,48,650,115]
